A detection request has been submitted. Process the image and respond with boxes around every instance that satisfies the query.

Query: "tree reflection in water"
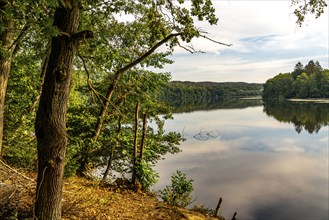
[193,129,221,141]
[263,100,329,134]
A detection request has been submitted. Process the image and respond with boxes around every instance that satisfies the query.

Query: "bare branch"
[200,34,233,47]
[177,42,205,54]
[78,54,106,104]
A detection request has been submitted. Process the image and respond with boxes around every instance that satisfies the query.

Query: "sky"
[157,0,329,83]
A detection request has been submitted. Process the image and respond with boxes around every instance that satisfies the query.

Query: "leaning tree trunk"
[0,1,13,157]
[34,2,81,219]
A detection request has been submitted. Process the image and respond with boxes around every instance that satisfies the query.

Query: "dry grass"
[0,160,223,220]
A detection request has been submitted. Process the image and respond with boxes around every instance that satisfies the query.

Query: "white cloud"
[159,0,329,82]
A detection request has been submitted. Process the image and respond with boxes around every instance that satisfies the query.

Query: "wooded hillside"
[160,81,263,103]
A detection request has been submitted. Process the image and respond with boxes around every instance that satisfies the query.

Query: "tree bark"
[34,2,81,219]
[92,71,121,141]
[132,101,139,184]
[139,114,147,160]
[102,116,122,182]
[0,2,13,157]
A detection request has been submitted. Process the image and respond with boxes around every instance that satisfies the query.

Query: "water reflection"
[263,100,329,134]
[193,129,222,141]
[155,102,329,220]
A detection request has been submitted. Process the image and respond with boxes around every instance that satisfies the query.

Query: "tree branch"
[9,24,30,52]
[83,0,111,11]
[117,32,183,74]
[72,30,94,42]
[199,34,233,47]
[177,41,205,54]
[78,54,105,104]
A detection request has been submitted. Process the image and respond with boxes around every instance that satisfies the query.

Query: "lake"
[154,99,329,220]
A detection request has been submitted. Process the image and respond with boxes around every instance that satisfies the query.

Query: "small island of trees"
[262,60,329,99]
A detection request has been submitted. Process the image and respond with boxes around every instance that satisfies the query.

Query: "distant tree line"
[262,61,329,99]
[160,81,263,103]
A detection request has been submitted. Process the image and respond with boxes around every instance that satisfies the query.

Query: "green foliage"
[135,160,159,191]
[262,60,329,100]
[98,81,183,187]
[262,73,295,100]
[292,0,327,26]
[2,36,45,170]
[64,65,184,186]
[160,170,194,208]
[1,0,53,167]
[292,61,304,79]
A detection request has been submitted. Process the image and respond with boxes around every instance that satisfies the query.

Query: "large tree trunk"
[34,2,81,219]
[0,1,13,157]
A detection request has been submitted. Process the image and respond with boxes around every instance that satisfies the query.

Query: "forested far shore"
[262,60,329,99]
[159,81,263,103]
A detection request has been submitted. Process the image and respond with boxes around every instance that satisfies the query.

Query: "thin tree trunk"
[132,101,139,184]
[102,116,122,182]
[0,2,13,157]
[102,147,114,182]
[139,114,147,160]
[92,71,121,140]
[34,2,81,219]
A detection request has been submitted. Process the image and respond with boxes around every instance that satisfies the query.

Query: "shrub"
[135,160,159,191]
[160,170,193,208]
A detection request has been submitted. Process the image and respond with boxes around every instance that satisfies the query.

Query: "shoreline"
[287,98,329,103]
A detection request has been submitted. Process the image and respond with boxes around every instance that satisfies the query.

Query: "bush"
[160,170,193,208]
[135,160,159,191]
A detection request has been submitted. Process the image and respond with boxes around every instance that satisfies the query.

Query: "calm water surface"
[154,101,329,220]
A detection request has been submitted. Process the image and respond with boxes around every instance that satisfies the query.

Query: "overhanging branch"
[117,32,183,74]
[200,34,233,47]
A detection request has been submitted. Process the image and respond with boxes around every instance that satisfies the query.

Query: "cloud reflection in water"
[155,106,328,220]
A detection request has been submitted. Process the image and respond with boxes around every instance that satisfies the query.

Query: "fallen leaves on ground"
[0,160,222,219]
